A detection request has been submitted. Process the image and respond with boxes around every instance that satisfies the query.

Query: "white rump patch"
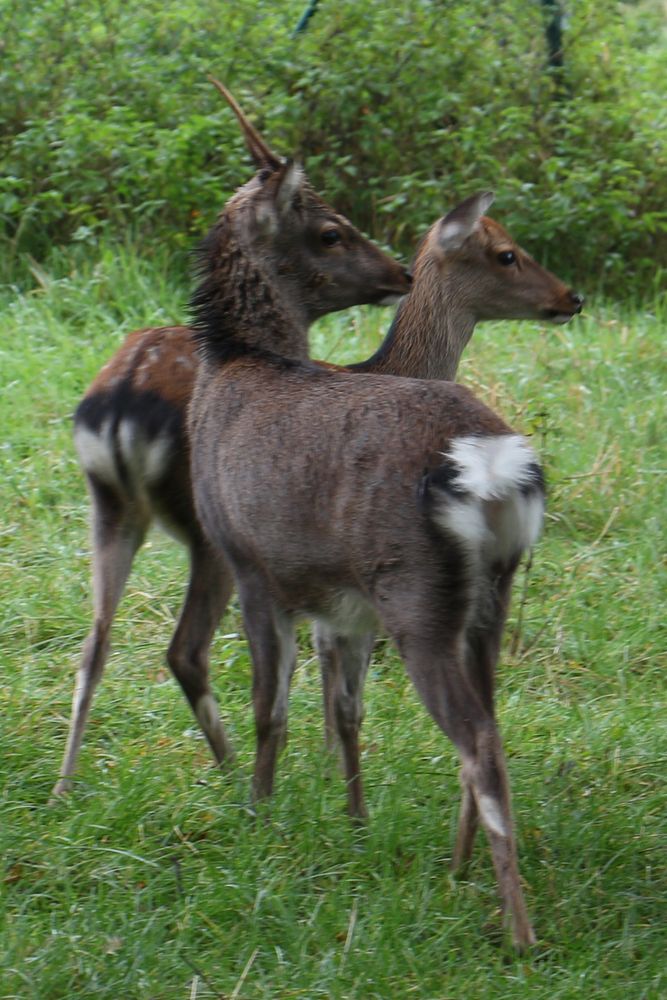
[74,420,120,489]
[447,435,539,501]
[438,497,489,551]
[118,420,171,486]
[487,490,544,564]
[430,434,544,563]
[313,589,378,637]
[75,420,172,500]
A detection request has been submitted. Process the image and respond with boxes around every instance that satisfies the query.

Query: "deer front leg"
[312,621,339,753]
[324,629,374,821]
[237,581,296,804]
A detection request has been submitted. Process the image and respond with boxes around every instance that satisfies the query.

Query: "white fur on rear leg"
[439,497,489,550]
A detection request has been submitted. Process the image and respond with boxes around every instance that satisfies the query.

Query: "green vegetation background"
[1,0,666,293]
[1,2,666,997]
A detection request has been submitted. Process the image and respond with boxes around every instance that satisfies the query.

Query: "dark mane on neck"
[189,214,307,366]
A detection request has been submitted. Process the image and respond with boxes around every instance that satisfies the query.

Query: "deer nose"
[570,291,584,312]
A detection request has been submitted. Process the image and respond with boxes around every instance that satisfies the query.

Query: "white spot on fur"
[377,291,407,307]
[255,162,305,233]
[276,162,305,213]
[438,192,494,251]
[477,793,507,837]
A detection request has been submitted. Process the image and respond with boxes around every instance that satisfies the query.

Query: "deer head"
[427,191,583,323]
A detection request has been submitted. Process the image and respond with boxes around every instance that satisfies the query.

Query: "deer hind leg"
[236,579,296,804]
[166,541,236,767]
[454,567,517,868]
[51,477,148,800]
[393,630,534,950]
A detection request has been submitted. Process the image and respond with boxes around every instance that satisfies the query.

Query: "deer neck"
[352,259,477,381]
[191,218,310,365]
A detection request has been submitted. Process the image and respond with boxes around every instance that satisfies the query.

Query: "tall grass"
[1,246,665,998]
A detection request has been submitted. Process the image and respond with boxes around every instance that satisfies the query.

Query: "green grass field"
[1,246,665,998]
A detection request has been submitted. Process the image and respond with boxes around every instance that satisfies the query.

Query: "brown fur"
[54,87,584,951]
[185,167,554,949]
[84,326,198,409]
[56,178,579,824]
[358,214,581,379]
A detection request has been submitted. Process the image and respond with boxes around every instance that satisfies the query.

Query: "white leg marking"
[195,693,223,735]
[477,793,508,837]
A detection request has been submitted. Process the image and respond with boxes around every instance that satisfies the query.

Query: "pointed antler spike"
[208,75,284,171]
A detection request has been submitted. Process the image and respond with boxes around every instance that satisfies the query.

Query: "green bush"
[1,0,665,294]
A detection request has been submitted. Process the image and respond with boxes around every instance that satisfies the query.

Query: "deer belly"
[310,589,378,636]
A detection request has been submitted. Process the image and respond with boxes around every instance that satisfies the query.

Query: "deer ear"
[438,191,495,251]
[274,160,305,214]
[254,160,305,234]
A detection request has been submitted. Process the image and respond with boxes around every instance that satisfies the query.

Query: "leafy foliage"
[1,0,665,293]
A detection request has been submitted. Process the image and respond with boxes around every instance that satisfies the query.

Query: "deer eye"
[321,228,342,247]
[497,250,516,266]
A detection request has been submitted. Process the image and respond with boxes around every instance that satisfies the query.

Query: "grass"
[1,244,665,998]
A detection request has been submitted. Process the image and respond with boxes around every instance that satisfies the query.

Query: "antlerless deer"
[183,131,582,944]
[52,82,581,809]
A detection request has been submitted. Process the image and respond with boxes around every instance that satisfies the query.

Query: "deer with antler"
[182,124,582,945]
[50,83,411,800]
[52,83,580,810]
